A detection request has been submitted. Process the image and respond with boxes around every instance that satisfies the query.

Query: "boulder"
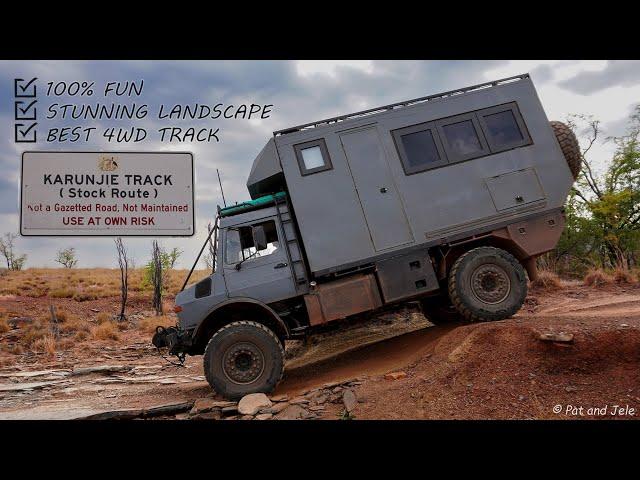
[255,413,273,420]
[238,393,272,416]
[538,332,574,343]
[191,398,235,415]
[342,389,357,413]
[384,371,407,381]
[274,404,312,420]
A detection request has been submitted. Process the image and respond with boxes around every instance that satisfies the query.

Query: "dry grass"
[32,334,57,356]
[137,315,175,334]
[96,312,112,324]
[613,268,636,285]
[0,315,9,334]
[583,268,613,287]
[0,268,208,299]
[90,321,120,341]
[530,270,564,290]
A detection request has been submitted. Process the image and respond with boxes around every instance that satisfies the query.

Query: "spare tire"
[550,121,581,180]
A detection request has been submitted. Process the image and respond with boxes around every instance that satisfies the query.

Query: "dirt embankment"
[1,280,639,420]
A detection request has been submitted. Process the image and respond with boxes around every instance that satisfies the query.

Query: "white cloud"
[296,60,374,77]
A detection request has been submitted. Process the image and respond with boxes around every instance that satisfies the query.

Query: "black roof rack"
[273,73,529,136]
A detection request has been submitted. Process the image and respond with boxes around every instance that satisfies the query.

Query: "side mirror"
[252,225,268,251]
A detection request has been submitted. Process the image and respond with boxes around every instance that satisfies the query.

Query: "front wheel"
[448,246,527,322]
[203,320,284,400]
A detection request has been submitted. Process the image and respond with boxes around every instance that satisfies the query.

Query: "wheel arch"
[191,298,289,354]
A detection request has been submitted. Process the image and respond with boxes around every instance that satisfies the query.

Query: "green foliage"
[55,247,78,268]
[142,245,182,289]
[545,107,640,275]
[0,233,27,271]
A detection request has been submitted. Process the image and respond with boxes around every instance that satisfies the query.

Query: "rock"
[0,369,70,379]
[241,415,254,420]
[224,415,239,420]
[255,413,273,420]
[7,316,33,328]
[323,381,340,389]
[0,380,69,392]
[274,404,312,420]
[270,394,289,403]
[222,406,238,416]
[290,397,310,405]
[267,402,290,414]
[332,386,343,393]
[565,385,578,392]
[384,371,407,381]
[342,389,357,413]
[308,405,325,412]
[90,308,100,313]
[309,393,328,405]
[191,398,235,415]
[538,332,574,343]
[238,393,272,415]
[71,365,132,376]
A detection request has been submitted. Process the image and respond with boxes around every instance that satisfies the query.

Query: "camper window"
[392,122,448,174]
[225,220,280,265]
[478,102,532,153]
[294,138,333,176]
[436,113,490,163]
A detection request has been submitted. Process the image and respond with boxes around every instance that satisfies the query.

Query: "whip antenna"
[217,168,227,207]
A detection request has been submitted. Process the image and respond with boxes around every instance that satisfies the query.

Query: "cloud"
[558,60,640,95]
[0,60,638,268]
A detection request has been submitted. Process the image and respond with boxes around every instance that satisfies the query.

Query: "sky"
[1,60,639,269]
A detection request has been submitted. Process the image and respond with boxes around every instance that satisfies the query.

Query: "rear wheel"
[448,246,527,322]
[203,320,284,400]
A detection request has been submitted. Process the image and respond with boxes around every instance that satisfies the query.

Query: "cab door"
[222,218,297,303]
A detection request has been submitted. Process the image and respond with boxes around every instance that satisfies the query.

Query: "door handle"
[380,187,388,193]
[274,262,288,269]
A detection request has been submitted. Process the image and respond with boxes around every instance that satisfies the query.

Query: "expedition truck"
[153,74,581,399]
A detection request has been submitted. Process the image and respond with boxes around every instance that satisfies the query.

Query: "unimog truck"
[153,74,581,399]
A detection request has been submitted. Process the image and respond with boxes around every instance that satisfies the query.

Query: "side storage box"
[304,274,382,326]
[376,251,439,303]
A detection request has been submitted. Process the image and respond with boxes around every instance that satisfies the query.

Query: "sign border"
[19,150,196,237]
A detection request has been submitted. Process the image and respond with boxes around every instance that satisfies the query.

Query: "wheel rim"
[470,263,511,305]
[222,342,265,385]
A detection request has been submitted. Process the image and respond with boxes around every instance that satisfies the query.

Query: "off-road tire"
[448,246,528,322]
[419,295,459,324]
[550,121,581,180]
[203,320,285,400]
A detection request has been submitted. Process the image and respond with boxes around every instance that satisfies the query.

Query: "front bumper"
[151,326,194,356]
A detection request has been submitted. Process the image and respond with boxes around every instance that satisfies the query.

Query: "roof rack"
[273,73,529,136]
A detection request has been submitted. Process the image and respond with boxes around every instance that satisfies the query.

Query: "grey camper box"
[156,74,580,399]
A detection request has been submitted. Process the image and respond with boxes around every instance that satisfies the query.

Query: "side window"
[225,220,280,265]
[436,113,490,163]
[392,122,448,174]
[478,102,531,152]
[294,138,333,176]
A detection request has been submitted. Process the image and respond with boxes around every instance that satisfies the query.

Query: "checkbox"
[14,78,38,98]
[15,100,37,121]
[15,122,37,143]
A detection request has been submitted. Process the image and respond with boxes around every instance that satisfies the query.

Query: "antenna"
[217,168,227,207]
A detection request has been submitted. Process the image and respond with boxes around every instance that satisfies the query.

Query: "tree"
[548,107,640,273]
[151,240,163,315]
[55,247,78,268]
[202,221,216,273]
[114,238,129,321]
[0,233,27,271]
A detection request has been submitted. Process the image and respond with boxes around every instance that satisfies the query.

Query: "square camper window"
[436,113,490,163]
[478,102,532,153]
[392,122,448,174]
[225,220,280,265]
[294,138,333,176]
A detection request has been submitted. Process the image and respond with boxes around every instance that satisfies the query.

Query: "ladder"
[273,194,309,293]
